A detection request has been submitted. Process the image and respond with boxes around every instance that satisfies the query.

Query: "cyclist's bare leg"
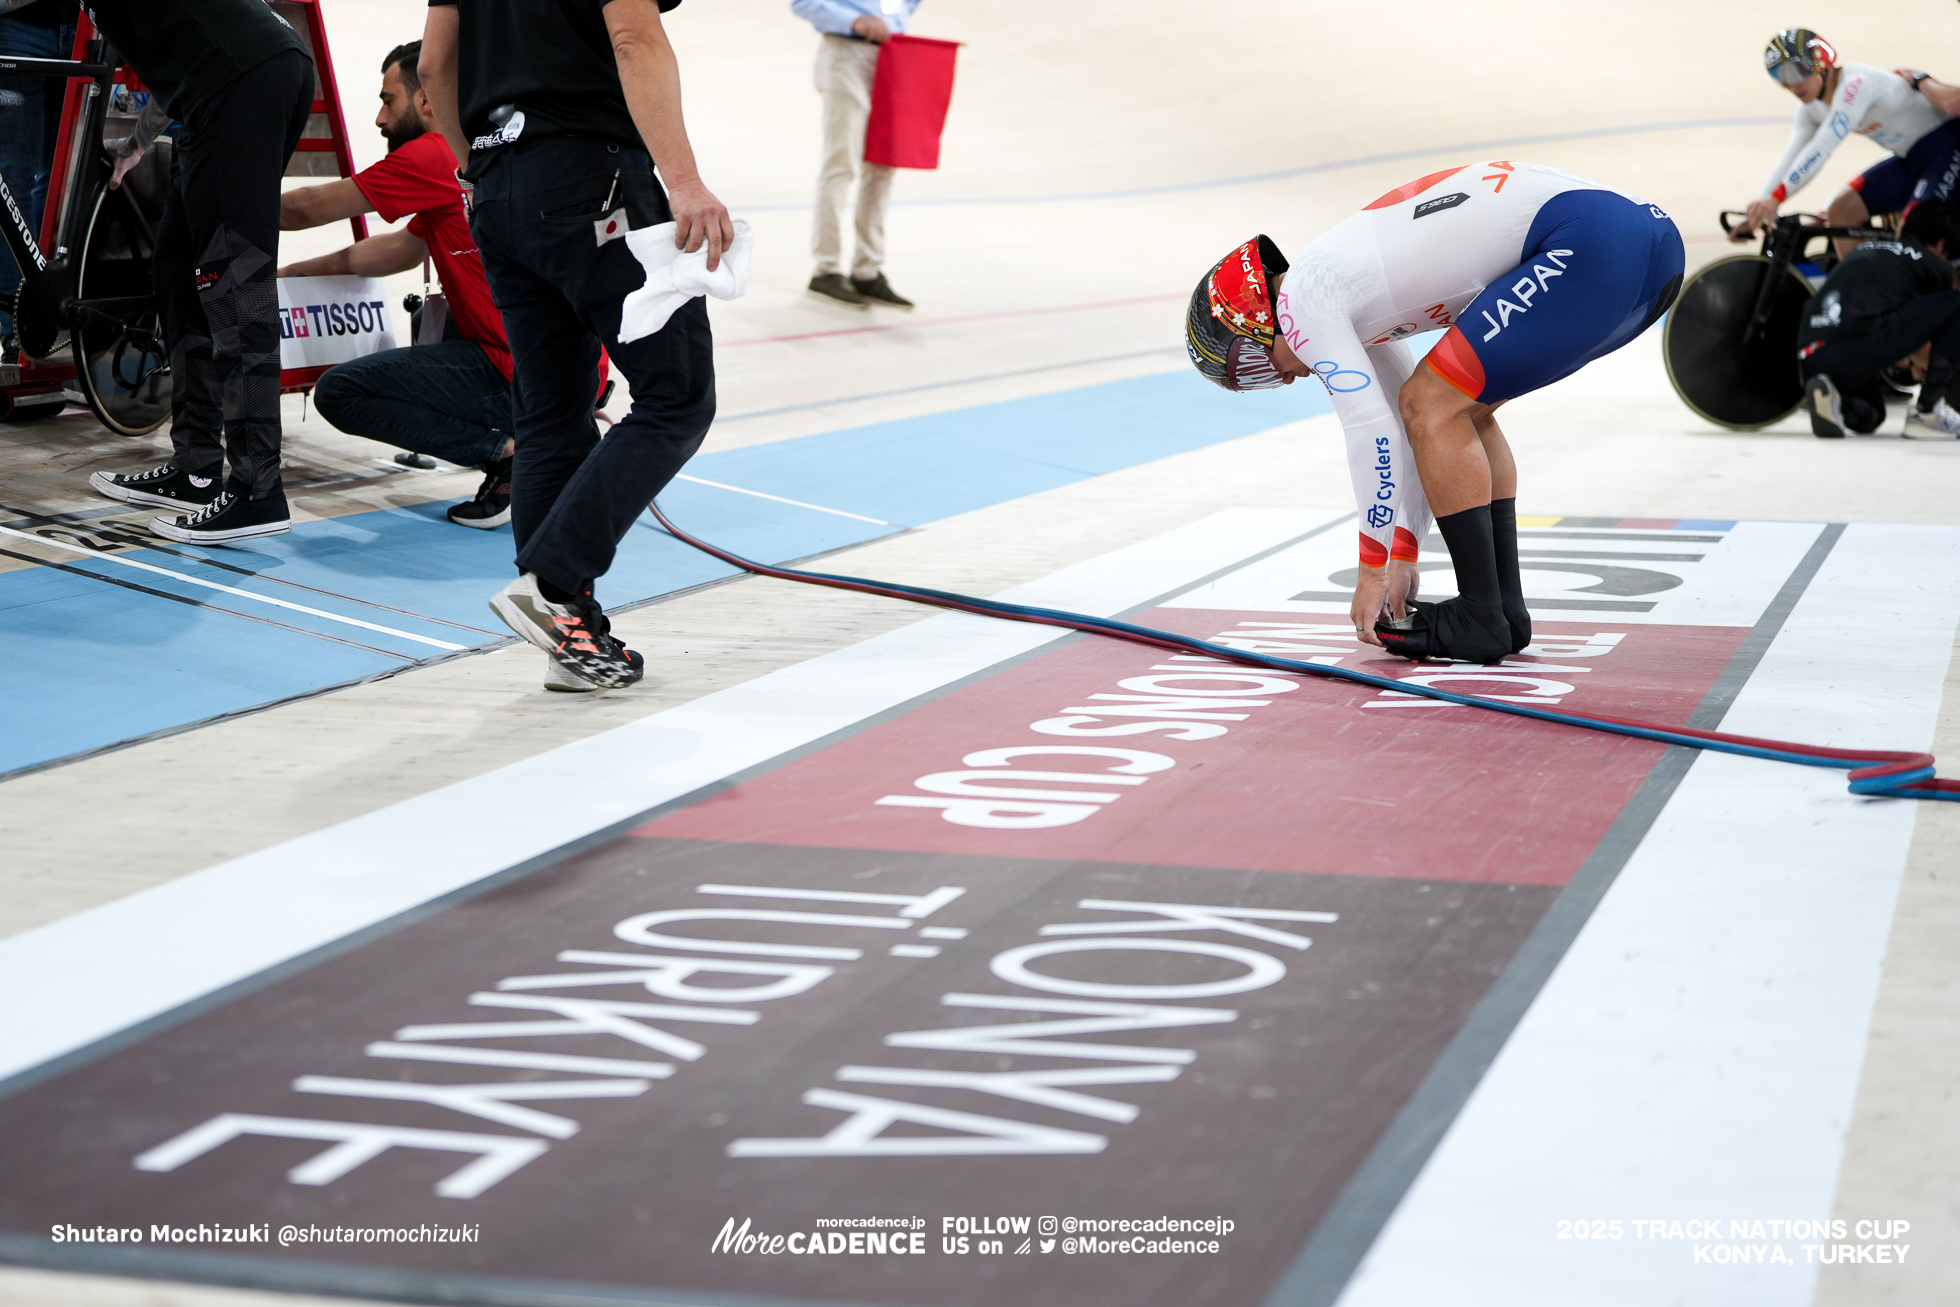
[1828,187,1871,260]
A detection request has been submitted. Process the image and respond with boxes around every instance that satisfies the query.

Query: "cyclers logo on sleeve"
[1478,249,1571,342]
[1368,434,1395,528]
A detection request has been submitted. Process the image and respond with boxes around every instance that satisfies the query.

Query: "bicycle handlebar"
[0,56,111,80]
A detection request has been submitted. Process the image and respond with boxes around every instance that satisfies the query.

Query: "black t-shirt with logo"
[87,0,307,120]
[1800,238,1956,346]
[426,0,681,171]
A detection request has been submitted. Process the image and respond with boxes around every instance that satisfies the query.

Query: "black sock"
[537,575,579,604]
[1435,505,1502,614]
[1489,498,1531,652]
[1372,505,1511,663]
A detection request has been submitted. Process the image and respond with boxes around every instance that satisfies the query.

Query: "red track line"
[714,292,1185,348]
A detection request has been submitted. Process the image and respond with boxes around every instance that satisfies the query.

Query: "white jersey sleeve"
[1761,103,1825,200]
[1766,64,1950,202]
[1277,271,1429,567]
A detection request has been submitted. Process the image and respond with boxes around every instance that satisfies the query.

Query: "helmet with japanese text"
[1186,234,1290,391]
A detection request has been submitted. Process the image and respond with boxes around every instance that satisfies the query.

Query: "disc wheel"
[69,178,170,436]
[1663,254,1815,430]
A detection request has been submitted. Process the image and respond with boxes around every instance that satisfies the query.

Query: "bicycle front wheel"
[1662,254,1813,431]
[69,176,171,436]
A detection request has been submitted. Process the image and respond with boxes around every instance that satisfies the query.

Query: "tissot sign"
[276,273,395,370]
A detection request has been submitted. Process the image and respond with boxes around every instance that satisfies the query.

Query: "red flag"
[863,33,960,170]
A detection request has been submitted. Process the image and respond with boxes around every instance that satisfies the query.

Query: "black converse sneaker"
[490,573,641,690]
[150,489,292,543]
[90,462,222,510]
[447,456,512,529]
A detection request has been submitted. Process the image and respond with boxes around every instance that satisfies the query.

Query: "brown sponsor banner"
[0,839,1551,1306]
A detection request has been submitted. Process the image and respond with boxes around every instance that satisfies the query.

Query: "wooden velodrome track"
[0,2,1956,1305]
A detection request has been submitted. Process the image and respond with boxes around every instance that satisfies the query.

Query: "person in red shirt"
[278,40,524,527]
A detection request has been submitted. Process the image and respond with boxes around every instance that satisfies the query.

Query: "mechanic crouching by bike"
[1801,200,1960,440]
[82,0,314,543]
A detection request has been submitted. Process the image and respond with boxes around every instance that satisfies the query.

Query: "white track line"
[0,524,465,652]
[673,475,896,526]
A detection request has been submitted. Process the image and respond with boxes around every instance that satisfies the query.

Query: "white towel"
[617,218,754,343]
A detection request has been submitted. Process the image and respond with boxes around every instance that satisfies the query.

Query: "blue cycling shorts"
[1852,119,1960,216]
[1425,188,1685,405]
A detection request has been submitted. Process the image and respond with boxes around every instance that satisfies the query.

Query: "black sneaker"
[807,272,870,309]
[543,607,644,692]
[851,273,914,309]
[489,573,641,690]
[150,489,291,543]
[90,462,222,510]
[447,456,512,529]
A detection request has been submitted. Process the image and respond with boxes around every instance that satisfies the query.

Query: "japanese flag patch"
[595,209,630,246]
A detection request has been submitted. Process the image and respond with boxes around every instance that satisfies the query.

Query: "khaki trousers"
[811,33,894,279]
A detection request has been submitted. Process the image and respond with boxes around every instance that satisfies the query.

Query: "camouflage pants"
[156,48,313,500]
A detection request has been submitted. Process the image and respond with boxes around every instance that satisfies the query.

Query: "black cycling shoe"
[1375,598,1513,664]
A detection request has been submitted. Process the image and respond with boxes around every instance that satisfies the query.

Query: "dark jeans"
[1802,290,1960,433]
[0,14,73,341]
[467,136,715,597]
[155,49,313,499]
[313,338,511,468]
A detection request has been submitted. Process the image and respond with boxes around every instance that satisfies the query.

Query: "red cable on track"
[649,504,1960,803]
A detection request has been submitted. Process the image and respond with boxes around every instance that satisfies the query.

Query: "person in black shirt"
[82,0,315,542]
[420,0,731,692]
[1800,200,1960,439]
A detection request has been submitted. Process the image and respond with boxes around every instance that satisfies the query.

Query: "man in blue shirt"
[791,0,919,309]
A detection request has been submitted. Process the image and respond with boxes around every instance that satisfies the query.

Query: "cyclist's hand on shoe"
[1351,565,1386,647]
[1384,557,1420,622]
[1351,559,1422,648]
[669,178,733,272]
[107,144,144,191]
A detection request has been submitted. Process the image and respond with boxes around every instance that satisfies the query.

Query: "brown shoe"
[808,273,870,309]
[851,273,914,309]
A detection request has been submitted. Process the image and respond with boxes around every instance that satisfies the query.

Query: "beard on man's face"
[382,105,427,152]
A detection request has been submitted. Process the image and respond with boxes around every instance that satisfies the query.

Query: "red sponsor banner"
[642,611,1745,886]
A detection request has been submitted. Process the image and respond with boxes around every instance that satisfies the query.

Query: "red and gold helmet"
[1186,234,1290,391]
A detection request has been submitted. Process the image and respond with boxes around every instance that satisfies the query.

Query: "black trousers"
[467,137,715,597]
[155,49,313,499]
[1801,290,1960,434]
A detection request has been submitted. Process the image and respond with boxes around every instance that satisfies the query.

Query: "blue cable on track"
[651,505,1960,803]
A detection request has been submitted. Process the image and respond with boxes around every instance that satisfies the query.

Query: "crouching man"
[278,40,526,527]
[1800,200,1960,440]
[1186,160,1683,663]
